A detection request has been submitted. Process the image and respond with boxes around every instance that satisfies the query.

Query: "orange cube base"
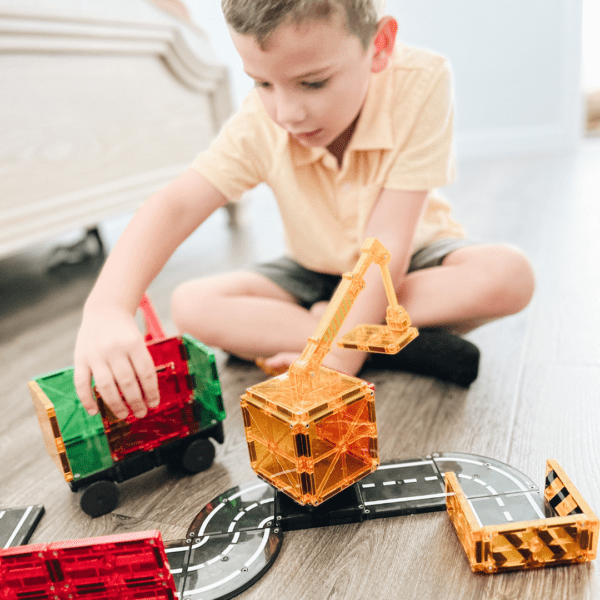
[241,367,379,506]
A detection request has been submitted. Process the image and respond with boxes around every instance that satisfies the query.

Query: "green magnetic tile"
[182,335,226,424]
[35,368,113,478]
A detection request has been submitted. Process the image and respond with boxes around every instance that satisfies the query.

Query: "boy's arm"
[322,187,428,375]
[74,168,228,419]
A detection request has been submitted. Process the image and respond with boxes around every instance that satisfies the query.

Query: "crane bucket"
[338,322,418,354]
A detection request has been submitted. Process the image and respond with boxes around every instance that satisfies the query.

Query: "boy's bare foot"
[255,354,298,377]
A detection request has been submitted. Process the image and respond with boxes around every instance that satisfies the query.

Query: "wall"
[386,0,583,158]
[188,2,251,110]
[582,0,600,93]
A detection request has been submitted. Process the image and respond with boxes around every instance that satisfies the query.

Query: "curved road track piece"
[165,452,546,599]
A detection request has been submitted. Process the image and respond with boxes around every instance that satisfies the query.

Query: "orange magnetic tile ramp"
[446,459,598,572]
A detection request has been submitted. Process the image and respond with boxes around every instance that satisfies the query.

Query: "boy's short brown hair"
[221,0,382,50]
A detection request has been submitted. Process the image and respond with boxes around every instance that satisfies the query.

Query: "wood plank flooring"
[1,140,599,599]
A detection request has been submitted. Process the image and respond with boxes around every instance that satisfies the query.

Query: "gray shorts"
[250,238,475,309]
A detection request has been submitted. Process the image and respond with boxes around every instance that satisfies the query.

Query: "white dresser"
[0,0,232,257]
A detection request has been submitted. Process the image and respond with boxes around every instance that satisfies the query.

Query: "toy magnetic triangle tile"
[545,463,590,517]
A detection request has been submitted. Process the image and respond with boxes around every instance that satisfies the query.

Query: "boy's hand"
[74,306,159,420]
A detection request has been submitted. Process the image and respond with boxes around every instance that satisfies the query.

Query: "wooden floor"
[1,139,599,599]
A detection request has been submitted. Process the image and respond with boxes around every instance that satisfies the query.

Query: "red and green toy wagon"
[27,296,226,518]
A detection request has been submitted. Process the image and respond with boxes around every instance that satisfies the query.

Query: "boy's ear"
[371,17,398,73]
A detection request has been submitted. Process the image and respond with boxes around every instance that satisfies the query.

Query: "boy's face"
[230,14,377,152]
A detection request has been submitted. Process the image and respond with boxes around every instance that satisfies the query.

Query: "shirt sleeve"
[191,91,271,201]
[384,60,456,191]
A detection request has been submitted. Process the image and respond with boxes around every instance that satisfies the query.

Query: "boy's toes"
[255,357,287,376]
[255,353,299,376]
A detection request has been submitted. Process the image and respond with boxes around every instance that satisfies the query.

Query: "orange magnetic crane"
[241,238,418,506]
[289,237,417,386]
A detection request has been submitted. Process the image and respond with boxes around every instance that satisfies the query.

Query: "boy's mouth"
[291,128,323,140]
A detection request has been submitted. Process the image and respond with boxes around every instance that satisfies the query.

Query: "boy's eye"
[301,79,329,90]
[254,81,271,89]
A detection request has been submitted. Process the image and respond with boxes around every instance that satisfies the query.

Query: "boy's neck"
[326,113,361,167]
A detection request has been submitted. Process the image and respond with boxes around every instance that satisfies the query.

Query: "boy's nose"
[274,92,307,129]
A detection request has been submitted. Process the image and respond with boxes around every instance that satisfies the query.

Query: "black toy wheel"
[80,480,120,518]
[180,438,216,474]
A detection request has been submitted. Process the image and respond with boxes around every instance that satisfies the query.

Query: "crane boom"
[288,238,417,385]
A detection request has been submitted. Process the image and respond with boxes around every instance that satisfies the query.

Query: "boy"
[74,0,535,420]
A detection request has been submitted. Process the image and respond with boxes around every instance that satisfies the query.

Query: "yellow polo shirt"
[192,43,465,274]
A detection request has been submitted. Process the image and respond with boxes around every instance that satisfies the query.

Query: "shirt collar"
[290,142,328,166]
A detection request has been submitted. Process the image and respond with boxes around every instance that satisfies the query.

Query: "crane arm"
[288,238,415,382]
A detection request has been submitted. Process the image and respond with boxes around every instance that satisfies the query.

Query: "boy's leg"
[172,243,534,386]
[395,243,535,332]
[367,242,534,386]
[171,271,320,360]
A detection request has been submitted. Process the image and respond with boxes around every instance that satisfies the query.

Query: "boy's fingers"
[92,362,132,421]
[108,358,148,420]
[73,364,99,416]
[130,349,160,409]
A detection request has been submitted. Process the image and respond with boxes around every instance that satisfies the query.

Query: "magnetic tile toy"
[446,459,598,572]
[2,454,597,600]
[0,531,177,599]
[28,295,226,518]
[242,238,418,506]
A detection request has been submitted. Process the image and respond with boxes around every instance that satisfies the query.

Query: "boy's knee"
[483,247,535,315]
[171,280,216,335]
[171,281,197,333]
[171,272,258,343]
